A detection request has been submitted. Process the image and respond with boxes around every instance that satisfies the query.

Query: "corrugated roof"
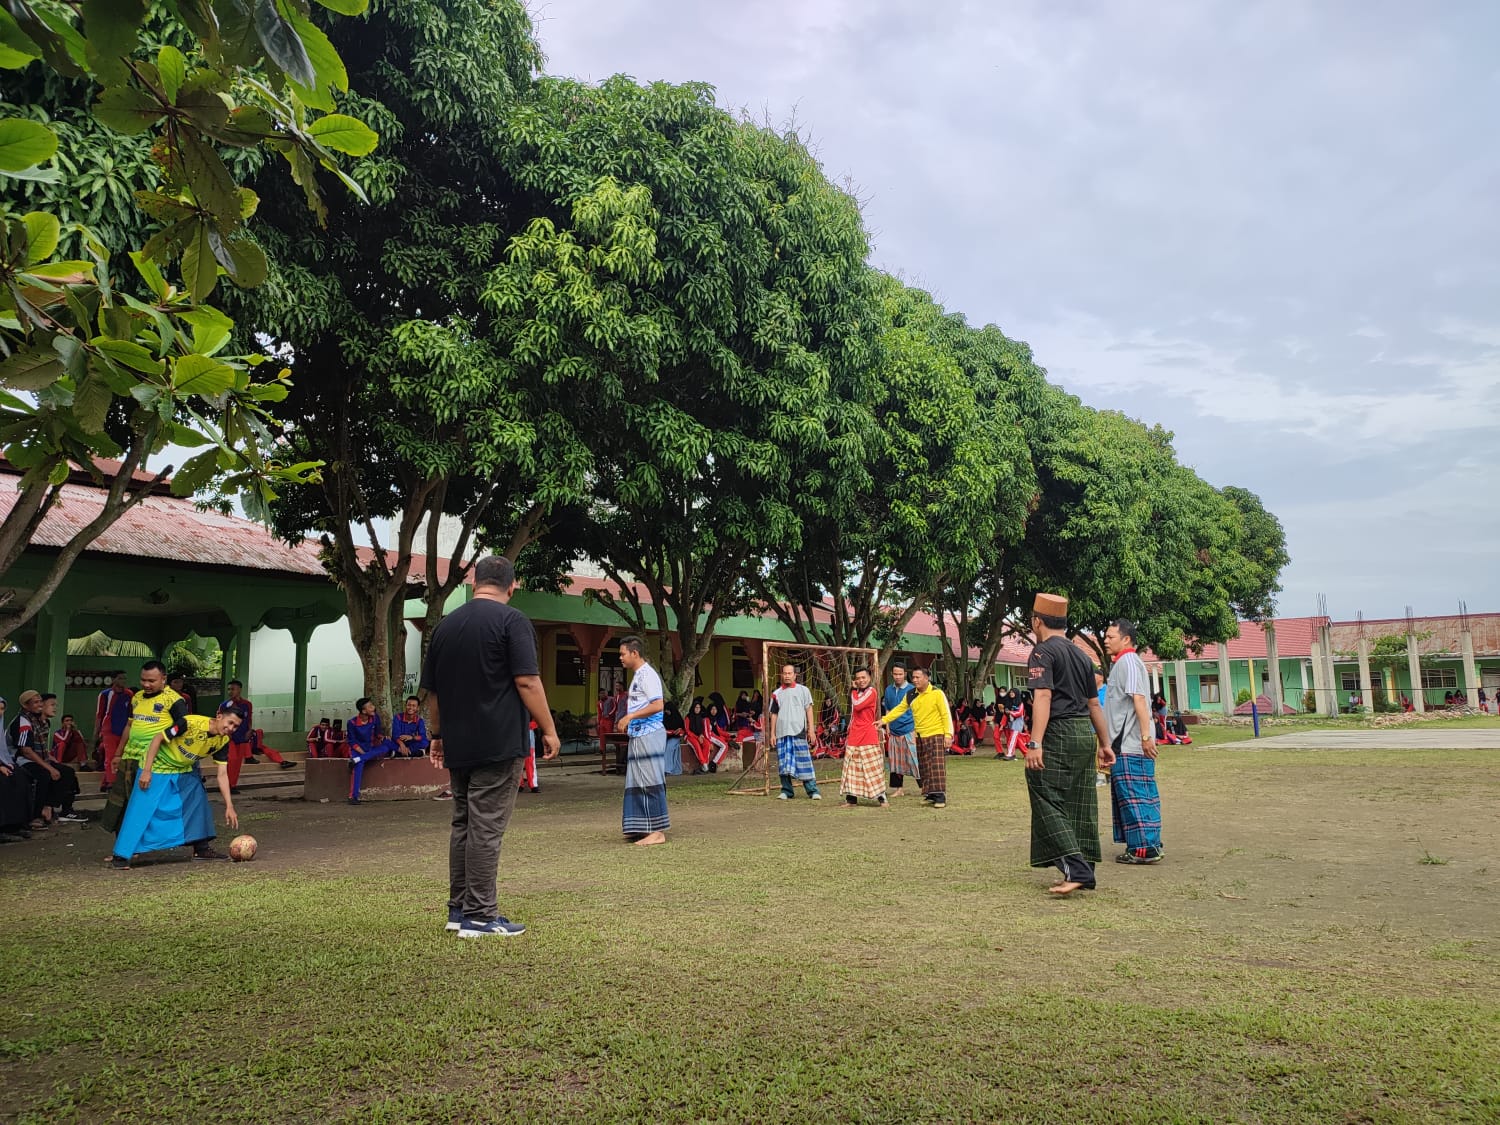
[1192,616,1328,661]
[1329,614,1500,658]
[0,473,327,576]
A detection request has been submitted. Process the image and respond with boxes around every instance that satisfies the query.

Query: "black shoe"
[708,763,718,773]
[530,787,539,794]
[244,756,259,765]
[0,832,23,843]
[192,846,229,861]
[110,856,131,869]
[1116,850,1162,865]
[347,798,361,805]
[279,761,296,770]
[229,787,241,795]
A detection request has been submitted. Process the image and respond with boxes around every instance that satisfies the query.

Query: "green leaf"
[157,44,187,102]
[312,0,368,14]
[94,86,164,135]
[93,337,164,375]
[0,118,57,171]
[181,223,219,302]
[176,131,241,229]
[254,0,315,87]
[21,211,59,265]
[225,238,267,288]
[82,0,147,81]
[0,163,60,183]
[244,381,288,402]
[47,460,69,486]
[22,260,96,282]
[173,353,238,396]
[287,11,346,108]
[179,307,234,356]
[0,12,42,69]
[169,448,221,497]
[165,420,213,447]
[306,113,378,156]
[71,374,112,433]
[0,349,63,390]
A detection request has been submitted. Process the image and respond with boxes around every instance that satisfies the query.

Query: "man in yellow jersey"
[111,704,244,869]
[878,666,954,808]
[100,661,189,835]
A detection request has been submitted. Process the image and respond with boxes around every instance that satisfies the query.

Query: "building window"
[1199,675,1220,703]
[1420,666,1458,690]
[554,635,586,686]
[731,645,755,689]
[1339,671,1362,692]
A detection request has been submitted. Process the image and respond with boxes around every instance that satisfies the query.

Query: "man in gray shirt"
[1103,618,1163,864]
[768,664,821,800]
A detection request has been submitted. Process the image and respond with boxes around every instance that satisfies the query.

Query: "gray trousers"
[448,758,525,921]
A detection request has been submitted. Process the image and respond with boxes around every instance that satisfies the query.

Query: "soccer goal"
[727,641,879,796]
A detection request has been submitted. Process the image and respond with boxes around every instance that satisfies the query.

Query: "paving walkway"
[1235,728,1500,750]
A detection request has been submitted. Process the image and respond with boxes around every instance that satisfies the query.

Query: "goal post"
[727,640,880,796]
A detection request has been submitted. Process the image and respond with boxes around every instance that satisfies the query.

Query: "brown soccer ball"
[228,834,257,862]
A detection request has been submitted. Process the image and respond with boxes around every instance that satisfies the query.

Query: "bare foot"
[878,799,890,809]
[1048,881,1085,896]
[837,802,857,810]
[634,831,667,847]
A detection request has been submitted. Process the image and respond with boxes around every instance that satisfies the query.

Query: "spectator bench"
[304,756,449,802]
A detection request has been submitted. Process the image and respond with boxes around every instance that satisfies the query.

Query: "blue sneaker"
[445,908,464,932]
[458,916,526,938]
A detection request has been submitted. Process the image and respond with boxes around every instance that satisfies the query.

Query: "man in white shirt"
[616,635,669,846]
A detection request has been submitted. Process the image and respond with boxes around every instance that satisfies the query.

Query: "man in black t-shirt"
[1023,593,1113,897]
[421,555,560,939]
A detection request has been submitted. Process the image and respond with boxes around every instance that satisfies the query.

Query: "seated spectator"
[328,718,348,758]
[306,717,334,758]
[9,690,83,827]
[663,700,685,776]
[391,695,430,758]
[111,705,243,869]
[346,698,397,804]
[51,714,89,768]
[1444,691,1455,707]
[0,701,34,842]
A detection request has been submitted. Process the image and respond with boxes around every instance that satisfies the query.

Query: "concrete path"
[1233,728,1500,750]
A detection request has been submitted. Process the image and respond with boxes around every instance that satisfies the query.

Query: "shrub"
[1302,690,1318,713]
[1235,688,1253,706]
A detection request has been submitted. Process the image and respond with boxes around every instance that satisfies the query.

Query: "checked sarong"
[1110,753,1162,854]
[839,743,886,800]
[1025,715,1101,867]
[915,734,948,797]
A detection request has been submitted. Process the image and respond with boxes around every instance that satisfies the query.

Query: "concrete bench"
[304,756,449,802]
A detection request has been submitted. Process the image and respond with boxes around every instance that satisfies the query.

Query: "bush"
[1302,690,1318,713]
[1235,688,1253,706]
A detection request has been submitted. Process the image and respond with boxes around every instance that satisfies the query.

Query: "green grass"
[6,749,1499,1123]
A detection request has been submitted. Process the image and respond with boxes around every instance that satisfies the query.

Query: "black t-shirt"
[1026,636,1096,719]
[419,598,540,770]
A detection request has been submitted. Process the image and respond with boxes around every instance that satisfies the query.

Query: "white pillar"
[1357,638,1374,715]
[1174,659,1189,711]
[1299,659,1309,711]
[1263,623,1281,714]
[1218,647,1234,717]
[1310,640,1332,716]
[1461,630,1479,709]
[1406,631,1426,713]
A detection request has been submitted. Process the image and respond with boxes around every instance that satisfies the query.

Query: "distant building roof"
[0,470,327,577]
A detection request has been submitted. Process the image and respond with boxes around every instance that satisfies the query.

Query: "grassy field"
[5,747,1498,1123]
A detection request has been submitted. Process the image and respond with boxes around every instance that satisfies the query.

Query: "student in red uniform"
[93,673,134,791]
[222,680,293,791]
[518,719,540,793]
[306,717,334,758]
[52,714,89,767]
[683,699,714,774]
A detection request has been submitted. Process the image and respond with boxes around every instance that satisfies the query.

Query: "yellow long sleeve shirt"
[880,686,954,739]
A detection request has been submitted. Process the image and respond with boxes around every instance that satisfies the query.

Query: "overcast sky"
[532,0,1500,621]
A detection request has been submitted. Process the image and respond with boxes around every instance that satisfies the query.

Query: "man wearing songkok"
[1024,593,1114,896]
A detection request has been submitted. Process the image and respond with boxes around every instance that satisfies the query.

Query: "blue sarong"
[113,771,216,860]
[1110,753,1163,854]
[623,727,670,836]
[777,735,815,781]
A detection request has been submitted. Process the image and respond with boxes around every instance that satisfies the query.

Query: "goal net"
[727,641,879,796]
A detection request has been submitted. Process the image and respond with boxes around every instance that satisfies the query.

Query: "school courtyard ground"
[5,722,1499,1123]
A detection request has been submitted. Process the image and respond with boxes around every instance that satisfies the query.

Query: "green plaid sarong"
[1025,715,1101,868]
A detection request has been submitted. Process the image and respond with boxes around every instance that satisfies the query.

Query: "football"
[228,834,257,862]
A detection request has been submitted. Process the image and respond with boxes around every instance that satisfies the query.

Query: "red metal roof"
[1191,616,1328,661]
[0,472,327,576]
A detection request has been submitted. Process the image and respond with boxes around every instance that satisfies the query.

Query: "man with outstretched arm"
[423,556,560,938]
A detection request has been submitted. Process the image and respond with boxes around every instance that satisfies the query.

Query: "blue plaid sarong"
[1110,753,1162,854]
[623,727,670,836]
[776,735,815,781]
